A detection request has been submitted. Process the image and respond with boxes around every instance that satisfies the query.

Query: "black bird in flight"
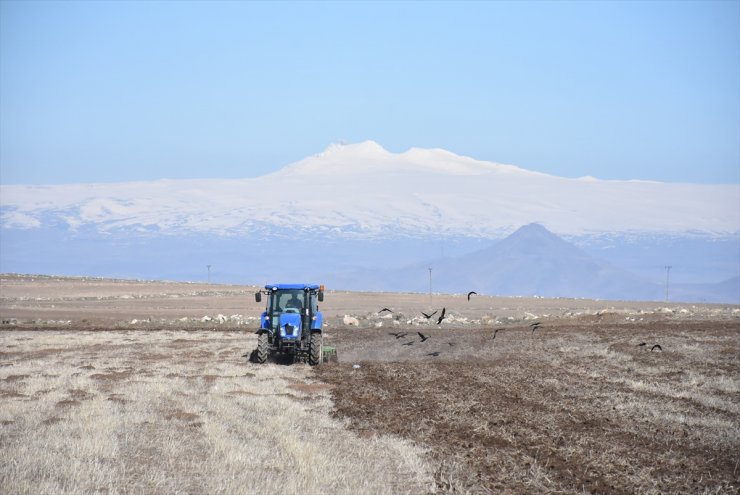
[637,342,647,347]
[421,310,438,319]
[418,332,430,342]
[437,308,446,325]
[530,322,542,333]
[651,344,663,352]
[447,342,456,346]
[492,328,505,340]
[379,308,393,314]
[402,341,414,346]
[427,351,441,357]
[388,332,407,339]
[467,291,477,301]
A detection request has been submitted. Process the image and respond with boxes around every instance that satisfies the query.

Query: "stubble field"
[1,274,738,494]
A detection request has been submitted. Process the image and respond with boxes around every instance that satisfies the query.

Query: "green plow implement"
[322,345,338,363]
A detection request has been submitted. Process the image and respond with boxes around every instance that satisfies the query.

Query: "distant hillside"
[670,276,740,304]
[326,224,737,303]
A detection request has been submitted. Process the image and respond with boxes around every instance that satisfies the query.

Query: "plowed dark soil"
[315,321,740,494]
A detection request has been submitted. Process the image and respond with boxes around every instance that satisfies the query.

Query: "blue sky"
[1,0,738,185]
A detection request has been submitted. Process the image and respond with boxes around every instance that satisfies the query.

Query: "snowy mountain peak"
[1,141,738,238]
[275,140,536,178]
[270,140,393,177]
[400,146,538,177]
[327,140,388,155]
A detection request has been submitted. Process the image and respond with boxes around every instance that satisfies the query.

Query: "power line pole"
[207,265,212,284]
[664,265,672,302]
[428,267,433,307]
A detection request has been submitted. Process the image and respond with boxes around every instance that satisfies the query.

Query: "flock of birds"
[379,291,527,357]
[376,290,664,358]
[379,293,479,357]
[385,317,545,357]
[381,306,449,324]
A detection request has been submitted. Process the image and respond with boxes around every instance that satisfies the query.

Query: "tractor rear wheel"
[255,332,269,364]
[308,332,323,366]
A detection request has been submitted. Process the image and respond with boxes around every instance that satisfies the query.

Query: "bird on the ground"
[427,351,441,357]
[388,332,407,339]
[447,342,456,346]
[379,308,393,314]
[651,344,663,352]
[421,310,438,319]
[467,291,477,301]
[418,332,430,342]
[437,308,446,325]
[637,342,647,347]
[402,341,414,346]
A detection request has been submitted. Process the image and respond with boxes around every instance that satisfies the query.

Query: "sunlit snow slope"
[1,141,738,238]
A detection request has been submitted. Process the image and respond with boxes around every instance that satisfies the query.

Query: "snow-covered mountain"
[1,141,738,302]
[2,141,738,238]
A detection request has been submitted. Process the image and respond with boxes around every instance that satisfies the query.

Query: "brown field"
[1,274,739,494]
[318,321,739,494]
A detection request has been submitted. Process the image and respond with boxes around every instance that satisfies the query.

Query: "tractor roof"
[265,284,321,290]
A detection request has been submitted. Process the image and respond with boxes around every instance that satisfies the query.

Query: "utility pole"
[428,267,433,307]
[207,265,212,284]
[664,265,672,302]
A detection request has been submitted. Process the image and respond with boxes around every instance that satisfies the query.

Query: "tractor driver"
[285,293,302,311]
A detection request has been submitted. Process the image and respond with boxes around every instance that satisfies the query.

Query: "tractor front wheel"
[255,332,269,364]
[308,332,323,366]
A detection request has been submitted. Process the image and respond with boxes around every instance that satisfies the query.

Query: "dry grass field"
[0,329,433,494]
[1,274,738,494]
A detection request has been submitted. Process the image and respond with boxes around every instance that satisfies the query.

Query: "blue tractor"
[253,284,325,365]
